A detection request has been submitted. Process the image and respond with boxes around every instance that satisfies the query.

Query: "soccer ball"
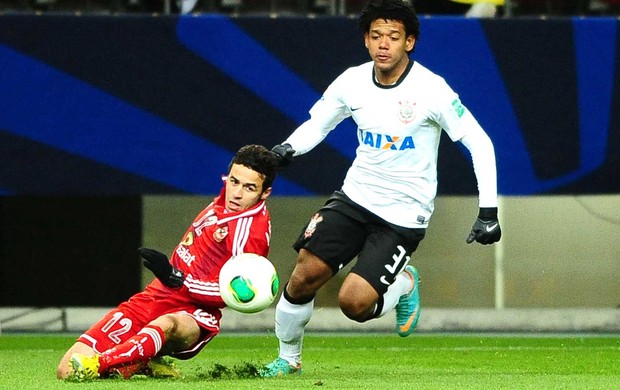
[219,253,279,314]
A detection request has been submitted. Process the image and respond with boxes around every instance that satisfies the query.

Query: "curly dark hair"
[229,144,279,190]
[358,0,420,52]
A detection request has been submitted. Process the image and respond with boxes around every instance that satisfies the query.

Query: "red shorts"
[77,289,222,360]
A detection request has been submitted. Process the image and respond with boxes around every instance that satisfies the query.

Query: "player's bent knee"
[286,275,319,301]
[339,297,373,323]
[338,275,377,322]
[156,313,201,354]
[287,268,331,300]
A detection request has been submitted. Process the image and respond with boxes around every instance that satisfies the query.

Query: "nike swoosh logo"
[399,307,419,333]
[485,223,498,232]
[351,106,362,111]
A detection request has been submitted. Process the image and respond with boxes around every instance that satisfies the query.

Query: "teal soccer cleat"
[395,265,421,337]
[260,357,302,378]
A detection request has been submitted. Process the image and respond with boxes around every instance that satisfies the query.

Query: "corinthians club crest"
[398,100,416,123]
[304,213,323,239]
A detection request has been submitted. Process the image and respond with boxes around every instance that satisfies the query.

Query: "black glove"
[271,143,295,168]
[466,207,501,245]
[137,247,184,288]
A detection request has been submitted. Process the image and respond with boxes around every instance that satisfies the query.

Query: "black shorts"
[293,191,426,296]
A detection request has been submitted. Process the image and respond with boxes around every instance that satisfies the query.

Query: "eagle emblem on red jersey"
[213,226,228,242]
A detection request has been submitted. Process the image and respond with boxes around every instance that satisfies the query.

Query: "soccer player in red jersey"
[57,144,279,380]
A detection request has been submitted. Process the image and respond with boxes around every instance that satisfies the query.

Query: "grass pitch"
[0,332,619,389]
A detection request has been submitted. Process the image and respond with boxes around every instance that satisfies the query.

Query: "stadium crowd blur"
[0,0,618,16]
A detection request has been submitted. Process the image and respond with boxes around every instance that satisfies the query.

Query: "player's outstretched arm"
[271,143,295,168]
[138,247,185,288]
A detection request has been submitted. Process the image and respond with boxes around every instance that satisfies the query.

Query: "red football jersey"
[77,185,272,356]
[145,186,272,309]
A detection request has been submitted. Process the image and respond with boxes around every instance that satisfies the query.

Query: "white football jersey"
[285,60,496,228]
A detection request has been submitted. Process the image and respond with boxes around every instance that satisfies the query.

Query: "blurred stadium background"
[0,0,619,333]
[1,0,620,17]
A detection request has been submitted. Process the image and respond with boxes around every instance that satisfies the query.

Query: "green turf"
[1,333,619,389]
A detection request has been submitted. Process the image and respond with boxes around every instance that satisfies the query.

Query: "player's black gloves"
[466,207,502,245]
[271,143,295,168]
[137,247,184,288]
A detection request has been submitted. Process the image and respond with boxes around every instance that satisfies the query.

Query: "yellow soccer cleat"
[69,353,101,380]
[147,357,182,378]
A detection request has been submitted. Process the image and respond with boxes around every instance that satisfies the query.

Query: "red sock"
[98,325,165,373]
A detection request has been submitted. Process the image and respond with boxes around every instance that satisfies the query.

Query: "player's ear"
[406,35,415,52]
[260,187,272,201]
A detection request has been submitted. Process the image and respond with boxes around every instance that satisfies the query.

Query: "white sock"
[275,294,314,366]
[376,270,414,318]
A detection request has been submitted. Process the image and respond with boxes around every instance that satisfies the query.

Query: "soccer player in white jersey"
[261,0,501,377]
